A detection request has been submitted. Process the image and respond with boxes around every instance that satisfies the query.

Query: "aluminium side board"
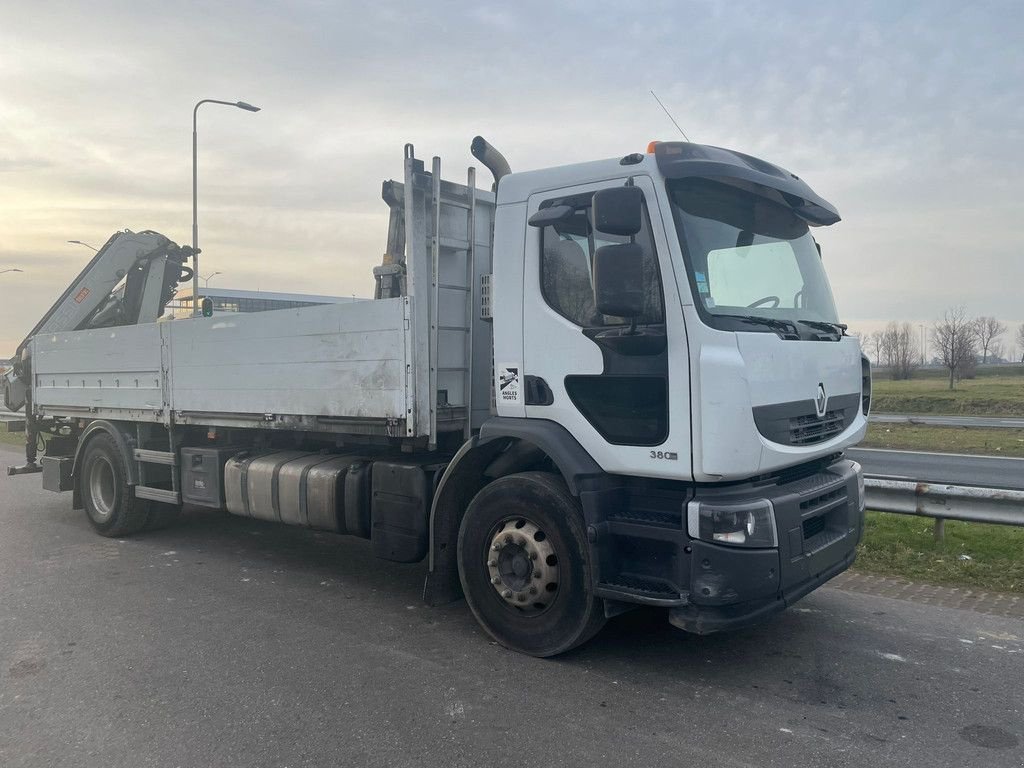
[31,298,417,437]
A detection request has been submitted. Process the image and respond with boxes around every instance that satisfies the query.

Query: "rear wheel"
[80,433,150,537]
[457,472,605,657]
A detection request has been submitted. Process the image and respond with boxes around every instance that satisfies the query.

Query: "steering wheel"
[747,295,780,309]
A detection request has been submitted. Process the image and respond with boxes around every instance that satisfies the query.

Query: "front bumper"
[668,544,856,635]
[586,458,864,633]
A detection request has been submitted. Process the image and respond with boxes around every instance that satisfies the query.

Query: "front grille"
[798,478,851,550]
[789,410,845,445]
[802,515,827,539]
[799,486,846,512]
[753,393,861,447]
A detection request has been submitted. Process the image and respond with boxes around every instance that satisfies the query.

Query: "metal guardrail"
[864,478,1024,538]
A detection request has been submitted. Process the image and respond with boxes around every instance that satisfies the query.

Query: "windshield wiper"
[796,319,847,336]
[722,314,801,338]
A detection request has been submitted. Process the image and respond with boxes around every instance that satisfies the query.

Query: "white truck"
[4,137,870,656]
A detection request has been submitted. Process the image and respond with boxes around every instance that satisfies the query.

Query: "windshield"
[667,177,840,332]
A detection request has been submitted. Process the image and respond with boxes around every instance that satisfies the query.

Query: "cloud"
[0,0,1022,355]
[0,157,51,173]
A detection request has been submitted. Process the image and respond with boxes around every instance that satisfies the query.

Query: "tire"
[457,471,606,657]
[79,433,150,537]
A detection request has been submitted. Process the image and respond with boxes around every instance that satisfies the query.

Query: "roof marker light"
[646,141,660,154]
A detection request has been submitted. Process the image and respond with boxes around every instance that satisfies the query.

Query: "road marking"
[876,651,907,663]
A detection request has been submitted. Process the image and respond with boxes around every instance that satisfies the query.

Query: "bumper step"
[596,576,686,607]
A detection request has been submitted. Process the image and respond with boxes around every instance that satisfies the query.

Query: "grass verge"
[870,374,1024,416]
[862,423,1024,457]
[0,430,27,447]
[855,511,1024,593]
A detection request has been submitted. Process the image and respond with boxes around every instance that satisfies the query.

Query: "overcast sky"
[1,1,1022,357]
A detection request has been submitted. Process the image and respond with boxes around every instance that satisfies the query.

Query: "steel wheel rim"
[486,516,560,616]
[88,456,116,522]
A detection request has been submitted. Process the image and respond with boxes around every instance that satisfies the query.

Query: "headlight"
[687,499,778,548]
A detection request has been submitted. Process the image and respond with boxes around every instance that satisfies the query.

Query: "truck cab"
[447,140,867,647]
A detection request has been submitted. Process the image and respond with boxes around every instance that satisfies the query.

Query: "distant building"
[171,287,362,317]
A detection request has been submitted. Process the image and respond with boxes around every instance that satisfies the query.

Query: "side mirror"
[528,204,575,228]
[592,186,643,236]
[593,243,645,317]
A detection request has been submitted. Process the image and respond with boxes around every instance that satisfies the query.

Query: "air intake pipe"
[471,136,511,188]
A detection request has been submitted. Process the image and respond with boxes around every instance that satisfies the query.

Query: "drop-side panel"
[167,299,413,425]
[31,323,165,412]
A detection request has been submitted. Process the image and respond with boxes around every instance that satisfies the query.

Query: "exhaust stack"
[471,136,511,188]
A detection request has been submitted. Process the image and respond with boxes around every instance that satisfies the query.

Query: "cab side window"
[540,192,664,328]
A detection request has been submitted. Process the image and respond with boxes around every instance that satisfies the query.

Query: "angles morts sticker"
[497,363,520,404]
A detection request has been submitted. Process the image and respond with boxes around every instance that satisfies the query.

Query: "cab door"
[520,176,691,479]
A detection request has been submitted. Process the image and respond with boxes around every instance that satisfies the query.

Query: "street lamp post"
[202,271,223,287]
[67,240,98,252]
[192,98,260,315]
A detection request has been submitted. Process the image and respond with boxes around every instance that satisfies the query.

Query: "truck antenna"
[650,90,691,142]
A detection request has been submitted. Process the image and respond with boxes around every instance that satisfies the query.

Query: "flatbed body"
[32,298,417,437]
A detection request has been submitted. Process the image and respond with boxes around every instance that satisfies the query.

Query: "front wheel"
[457,472,606,657]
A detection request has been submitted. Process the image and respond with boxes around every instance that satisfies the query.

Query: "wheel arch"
[71,420,138,510]
[423,417,604,606]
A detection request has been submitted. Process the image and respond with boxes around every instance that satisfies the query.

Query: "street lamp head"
[235,101,261,112]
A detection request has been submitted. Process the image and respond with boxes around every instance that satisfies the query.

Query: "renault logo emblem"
[815,382,828,418]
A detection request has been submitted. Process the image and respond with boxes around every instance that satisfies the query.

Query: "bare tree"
[1017,324,1024,363]
[974,316,1006,364]
[932,306,978,390]
[867,330,884,365]
[878,321,918,380]
[878,328,893,370]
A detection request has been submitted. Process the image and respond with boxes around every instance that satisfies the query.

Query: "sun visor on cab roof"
[653,142,840,227]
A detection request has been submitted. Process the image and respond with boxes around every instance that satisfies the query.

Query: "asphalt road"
[871,413,1024,429]
[849,447,1024,490]
[1,444,1022,767]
